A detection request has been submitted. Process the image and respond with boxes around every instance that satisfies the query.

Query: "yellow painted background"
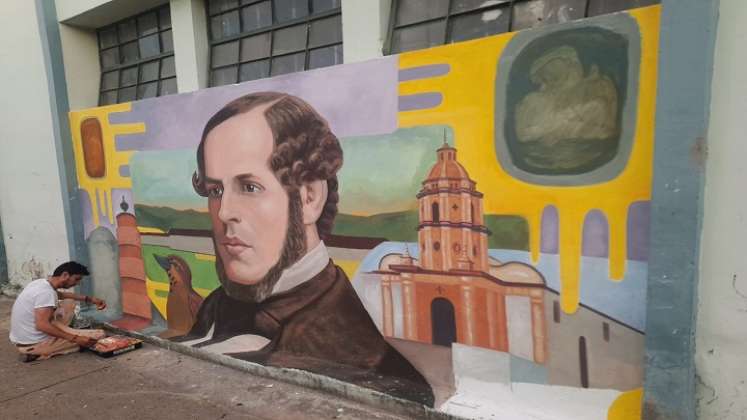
[398,7,660,314]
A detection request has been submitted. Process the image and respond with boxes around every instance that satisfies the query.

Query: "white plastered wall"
[695,0,747,418]
[0,1,72,285]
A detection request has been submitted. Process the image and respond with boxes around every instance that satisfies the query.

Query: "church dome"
[425,143,472,182]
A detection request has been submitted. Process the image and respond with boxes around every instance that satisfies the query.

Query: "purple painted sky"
[110,57,399,152]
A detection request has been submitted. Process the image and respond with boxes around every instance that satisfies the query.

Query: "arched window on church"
[471,203,475,223]
[432,202,440,223]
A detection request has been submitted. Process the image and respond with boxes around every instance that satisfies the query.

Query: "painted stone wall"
[68,6,660,419]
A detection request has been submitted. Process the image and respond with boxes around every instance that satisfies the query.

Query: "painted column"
[381,277,394,337]
[460,281,475,345]
[402,278,417,340]
[487,291,497,349]
[530,293,547,364]
[496,292,508,351]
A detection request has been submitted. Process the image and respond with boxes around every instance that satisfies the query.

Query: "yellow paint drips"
[607,388,643,420]
[69,102,145,228]
[398,7,660,313]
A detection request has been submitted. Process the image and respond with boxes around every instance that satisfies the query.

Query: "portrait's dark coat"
[173,261,434,406]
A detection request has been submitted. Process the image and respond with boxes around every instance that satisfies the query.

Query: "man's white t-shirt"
[9,278,58,345]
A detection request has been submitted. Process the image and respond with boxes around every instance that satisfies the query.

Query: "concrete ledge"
[91,319,465,420]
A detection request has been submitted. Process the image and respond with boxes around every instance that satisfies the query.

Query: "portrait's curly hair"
[193,92,343,239]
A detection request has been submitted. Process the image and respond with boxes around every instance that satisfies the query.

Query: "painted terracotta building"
[377,142,548,363]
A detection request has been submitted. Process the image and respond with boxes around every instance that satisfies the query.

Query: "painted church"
[375,142,548,363]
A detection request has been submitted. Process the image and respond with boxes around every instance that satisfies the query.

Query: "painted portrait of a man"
[173,92,434,406]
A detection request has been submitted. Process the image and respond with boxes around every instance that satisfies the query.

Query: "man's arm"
[56,291,107,310]
[34,307,97,347]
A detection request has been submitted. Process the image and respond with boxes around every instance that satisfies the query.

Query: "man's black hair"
[53,261,90,277]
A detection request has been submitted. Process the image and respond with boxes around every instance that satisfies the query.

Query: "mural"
[68,6,659,419]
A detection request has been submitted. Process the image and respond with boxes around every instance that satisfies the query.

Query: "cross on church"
[452,204,458,210]
[436,286,445,294]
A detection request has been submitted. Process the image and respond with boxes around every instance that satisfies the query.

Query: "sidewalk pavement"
[0,296,410,420]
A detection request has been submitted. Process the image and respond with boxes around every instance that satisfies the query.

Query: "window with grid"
[97,5,177,105]
[386,0,661,54]
[206,0,343,87]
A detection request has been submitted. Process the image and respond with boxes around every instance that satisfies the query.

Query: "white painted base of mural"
[441,380,619,420]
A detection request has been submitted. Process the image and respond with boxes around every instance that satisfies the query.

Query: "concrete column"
[341,0,391,63]
[695,1,747,417]
[171,0,209,92]
[58,24,99,110]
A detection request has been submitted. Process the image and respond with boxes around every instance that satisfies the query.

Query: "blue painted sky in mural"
[357,242,647,332]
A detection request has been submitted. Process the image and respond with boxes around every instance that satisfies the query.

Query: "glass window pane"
[120,66,138,87]
[587,0,659,16]
[160,56,176,78]
[118,86,136,102]
[160,77,178,95]
[101,71,119,90]
[239,60,271,81]
[99,27,118,49]
[448,8,509,43]
[451,0,510,14]
[391,20,446,54]
[100,90,117,106]
[159,7,172,29]
[396,0,448,26]
[211,11,241,40]
[139,34,160,58]
[312,0,340,13]
[137,81,159,99]
[211,66,239,86]
[271,52,305,76]
[309,15,342,48]
[139,61,159,82]
[118,20,137,43]
[138,12,159,36]
[212,41,240,68]
[274,0,309,23]
[121,41,139,63]
[101,47,120,69]
[512,0,586,30]
[210,0,239,15]
[240,33,272,61]
[161,29,174,53]
[308,44,342,69]
[240,1,272,32]
[272,24,307,55]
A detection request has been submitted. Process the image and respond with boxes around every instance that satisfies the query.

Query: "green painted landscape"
[135,205,529,251]
[142,244,220,292]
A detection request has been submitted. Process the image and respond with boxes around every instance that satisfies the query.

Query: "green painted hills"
[134,205,528,251]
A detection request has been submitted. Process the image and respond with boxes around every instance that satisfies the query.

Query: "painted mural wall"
[68,6,659,419]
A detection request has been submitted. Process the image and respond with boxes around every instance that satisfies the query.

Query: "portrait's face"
[203,108,290,286]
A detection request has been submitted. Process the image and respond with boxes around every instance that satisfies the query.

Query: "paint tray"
[89,335,143,358]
